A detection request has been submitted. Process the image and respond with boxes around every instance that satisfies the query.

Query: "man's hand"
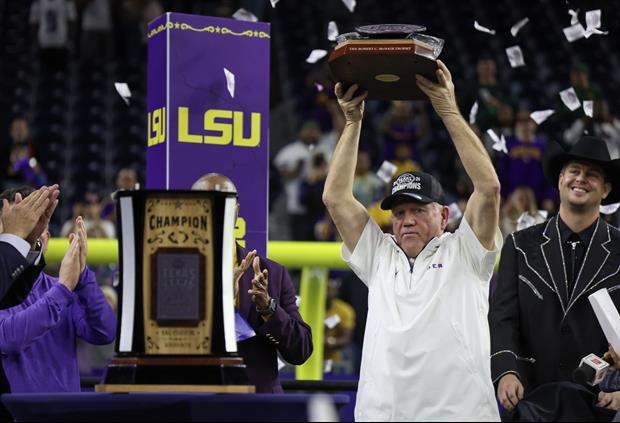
[335,82,367,123]
[1,186,54,240]
[597,391,620,410]
[248,257,270,310]
[58,233,82,291]
[69,216,88,273]
[26,185,60,246]
[497,373,524,411]
[604,344,620,370]
[233,249,257,299]
[416,60,459,118]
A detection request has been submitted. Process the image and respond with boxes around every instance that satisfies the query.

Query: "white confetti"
[506,45,525,68]
[29,157,37,168]
[324,314,342,330]
[223,68,235,98]
[315,82,324,92]
[585,9,602,29]
[114,82,131,105]
[563,23,586,42]
[270,0,280,7]
[376,160,398,184]
[232,8,258,22]
[447,202,463,226]
[327,21,339,42]
[295,295,301,307]
[530,109,555,124]
[584,27,608,38]
[306,49,328,64]
[510,17,529,37]
[323,359,333,374]
[568,9,580,26]
[583,100,594,117]
[341,0,356,13]
[474,20,496,35]
[487,129,508,154]
[277,357,286,370]
[600,203,620,215]
[516,211,548,231]
[469,101,479,125]
[559,87,581,111]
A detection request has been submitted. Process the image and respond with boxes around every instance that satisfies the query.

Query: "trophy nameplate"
[143,196,213,354]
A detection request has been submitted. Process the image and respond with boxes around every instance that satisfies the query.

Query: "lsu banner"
[146,13,270,256]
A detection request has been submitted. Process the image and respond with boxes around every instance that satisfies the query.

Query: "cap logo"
[392,173,421,194]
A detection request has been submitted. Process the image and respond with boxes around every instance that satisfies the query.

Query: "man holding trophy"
[323,59,502,420]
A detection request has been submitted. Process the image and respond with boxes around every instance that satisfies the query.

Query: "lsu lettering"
[177,107,261,147]
[148,107,167,146]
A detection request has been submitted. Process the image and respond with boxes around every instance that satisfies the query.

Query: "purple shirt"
[0,267,116,393]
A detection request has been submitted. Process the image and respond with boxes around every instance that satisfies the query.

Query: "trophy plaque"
[96,190,254,393]
[328,24,445,101]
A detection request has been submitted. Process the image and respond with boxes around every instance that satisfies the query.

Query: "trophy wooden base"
[96,356,255,393]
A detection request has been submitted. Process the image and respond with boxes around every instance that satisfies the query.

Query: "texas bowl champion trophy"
[96,189,254,393]
[328,24,445,100]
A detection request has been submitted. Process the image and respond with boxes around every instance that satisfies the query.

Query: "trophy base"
[96,356,255,393]
[95,384,255,393]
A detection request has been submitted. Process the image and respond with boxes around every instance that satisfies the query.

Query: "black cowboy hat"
[543,136,620,205]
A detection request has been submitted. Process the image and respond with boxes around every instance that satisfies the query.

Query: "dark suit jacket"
[489,216,620,393]
[235,246,313,393]
[0,241,29,303]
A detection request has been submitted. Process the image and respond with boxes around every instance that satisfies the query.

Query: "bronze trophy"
[328,24,445,100]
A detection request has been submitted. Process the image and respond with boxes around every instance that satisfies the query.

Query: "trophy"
[328,24,445,100]
[96,190,254,393]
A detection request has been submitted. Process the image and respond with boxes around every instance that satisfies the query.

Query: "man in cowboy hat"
[489,136,620,414]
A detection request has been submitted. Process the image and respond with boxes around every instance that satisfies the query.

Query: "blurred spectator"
[77,0,113,63]
[459,57,515,132]
[324,278,355,374]
[500,186,544,237]
[556,63,604,125]
[564,99,620,159]
[8,148,48,189]
[100,168,138,224]
[390,142,422,177]
[4,118,47,189]
[62,193,115,239]
[352,150,384,207]
[274,120,330,240]
[300,153,329,240]
[380,101,428,162]
[497,111,556,209]
[29,0,77,68]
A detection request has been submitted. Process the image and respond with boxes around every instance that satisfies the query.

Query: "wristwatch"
[256,298,277,316]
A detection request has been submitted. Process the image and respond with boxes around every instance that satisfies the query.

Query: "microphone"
[572,353,611,386]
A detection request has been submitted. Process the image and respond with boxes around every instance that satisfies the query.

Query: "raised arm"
[417,61,501,249]
[322,84,370,253]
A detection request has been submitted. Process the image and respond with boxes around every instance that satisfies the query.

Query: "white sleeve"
[455,216,502,282]
[341,218,387,287]
[0,234,31,259]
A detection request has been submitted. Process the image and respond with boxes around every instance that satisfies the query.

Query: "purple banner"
[146,13,270,256]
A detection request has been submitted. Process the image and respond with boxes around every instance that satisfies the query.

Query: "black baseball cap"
[380,171,446,210]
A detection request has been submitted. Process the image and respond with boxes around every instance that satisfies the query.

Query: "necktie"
[567,235,581,293]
